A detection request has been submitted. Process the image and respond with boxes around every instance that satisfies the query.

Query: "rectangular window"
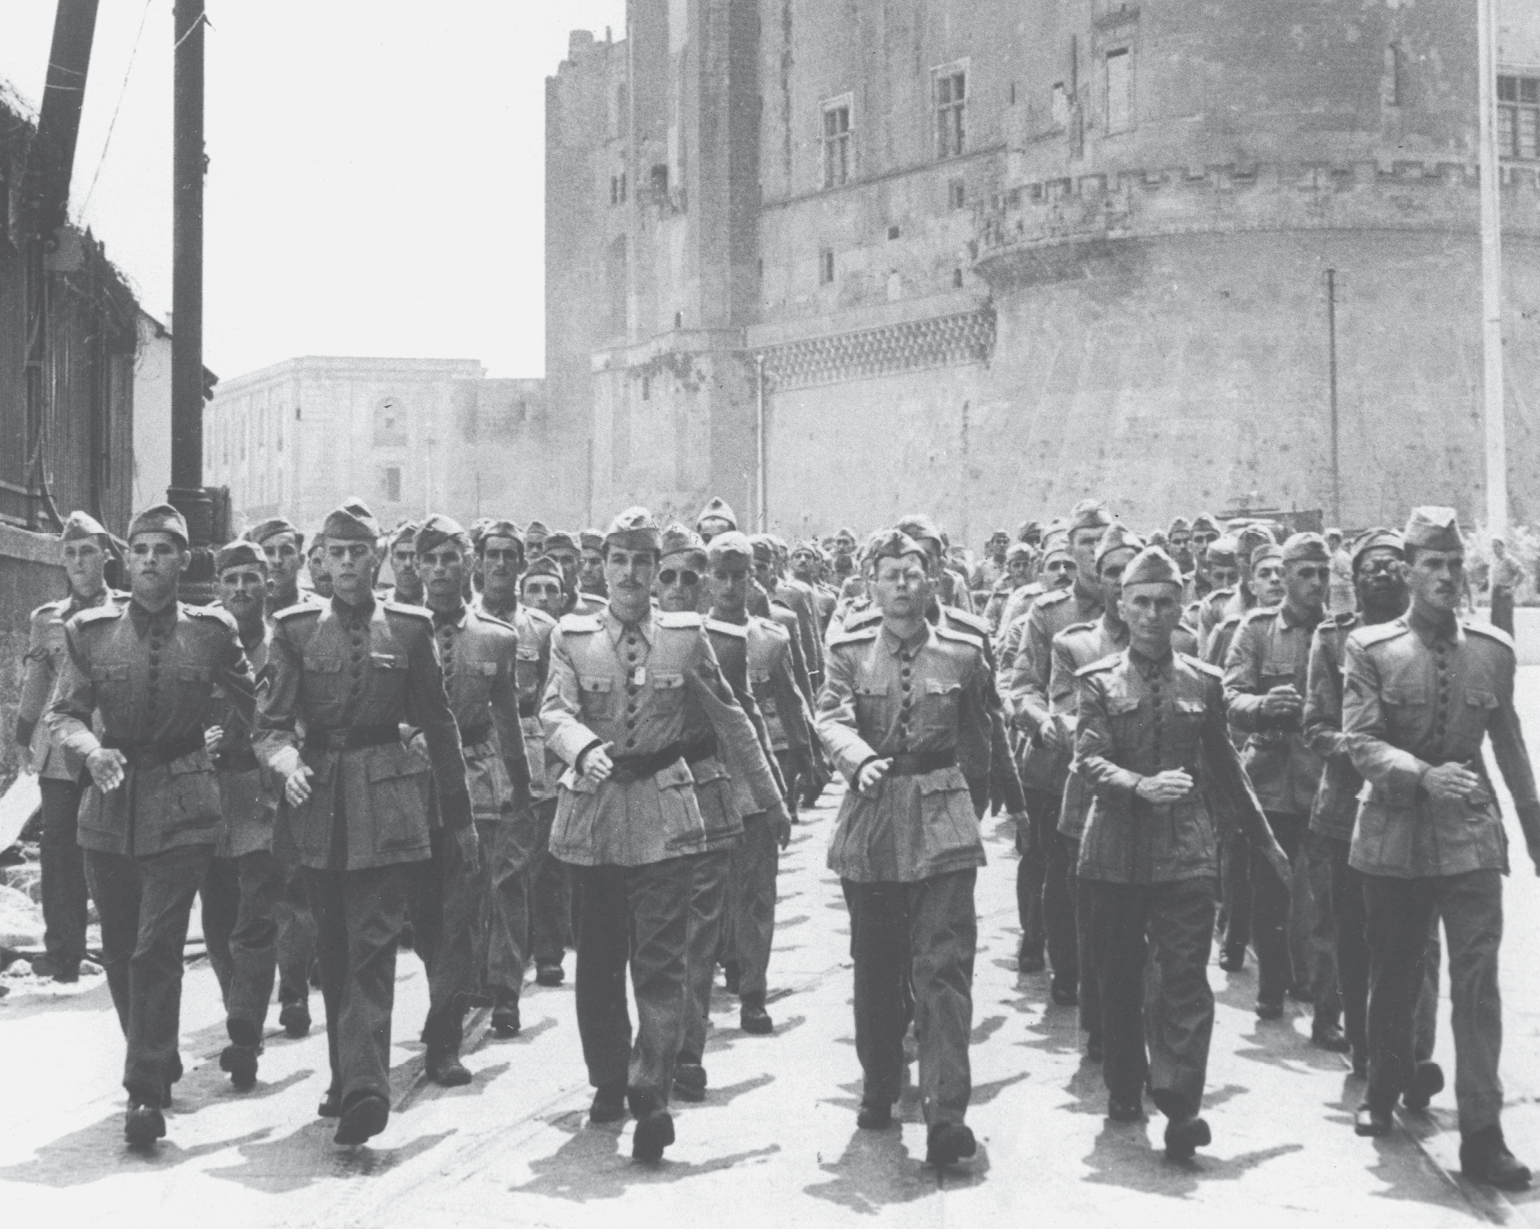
[1498,76,1540,160]
[381,466,402,503]
[823,100,852,188]
[1106,49,1133,134]
[819,248,835,285]
[619,171,627,202]
[948,178,966,210]
[936,68,966,159]
[610,175,619,205]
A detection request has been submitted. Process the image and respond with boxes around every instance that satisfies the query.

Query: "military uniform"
[478,587,566,981]
[15,515,120,978]
[541,513,778,1157]
[817,543,992,1159]
[1009,581,1104,971]
[1344,531,1540,1168]
[416,577,530,1062]
[1073,551,1281,1152]
[1224,593,1335,1026]
[256,500,472,1143]
[47,505,257,1131]
[200,557,284,1080]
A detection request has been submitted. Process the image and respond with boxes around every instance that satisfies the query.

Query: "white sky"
[0,1,627,381]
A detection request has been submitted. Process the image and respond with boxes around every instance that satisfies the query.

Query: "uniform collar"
[332,592,376,625]
[881,622,930,657]
[1407,605,1461,647]
[478,593,518,622]
[127,599,177,638]
[65,586,110,618]
[237,619,267,653]
[1128,645,1174,678]
[431,601,467,631]
[602,604,653,645]
[1278,601,1323,632]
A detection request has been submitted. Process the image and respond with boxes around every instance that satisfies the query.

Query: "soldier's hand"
[284,764,315,807]
[454,823,480,870]
[581,743,614,783]
[1423,762,1482,803]
[857,758,892,794]
[204,725,224,753]
[1134,769,1193,805]
[772,802,793,849]
[1038,715,1067,750]
[1260,686,1304,719]
[85,747,127,792]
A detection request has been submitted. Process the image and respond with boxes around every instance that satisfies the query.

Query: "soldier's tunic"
[1050,615,1129,1025]
[1008,585,1104,968]
[16,585,119,971]
[479,593,568,973]
[1305,611,1439,1067]
[732,614,814,1000]
[201,619,284,1048]
[1343,611,1540,1133]
[256,596,471,1108]
[1224,603,1335,1020]
[817,621,992,1127]
[48,599,256,1106]
[540,606,774,1115]
[415,602,529,1049]
[1074,647,1271,1119]
[1206,607,1253,960]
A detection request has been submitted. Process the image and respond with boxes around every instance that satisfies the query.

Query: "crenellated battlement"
[975,160,1540,270]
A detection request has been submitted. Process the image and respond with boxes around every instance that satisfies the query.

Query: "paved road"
[6,671,1540,1228]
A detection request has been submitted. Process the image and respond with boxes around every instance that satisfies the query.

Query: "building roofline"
[208,355,487,398]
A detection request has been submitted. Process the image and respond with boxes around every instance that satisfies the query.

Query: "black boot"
[491,993,521,1038]
[632,1109,675,1161]
[589,1082,627,1124]
[334,1093,389,1146]
[1460,1125,1533,1191]
[740,994,773,1035]
[220,1043,260,1091]
[279,1001,311,1038]
[1401,1061,1444,1111]
[124,1099,166,1149]
[426,1046,473,1087]
[926,1123,977,1167]
[1164,1114,1211,1160]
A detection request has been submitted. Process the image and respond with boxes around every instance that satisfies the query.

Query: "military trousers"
[728,815,780,1001]
[1067,839,1101,1037]
[275,861,317,1010]
[1016,788,1052,965]
[1301,830,1342,1025]
[39,776,90,968]
[478,813,536,1003]
[410,827,483,1052]
[1491,591,1515,637]
[529,797,571,968]
[1251,812,1327,1012]
[200,849,282,1046]
[1219,826,1252,955]
[841,869,976,1127]
[305,863,413,1108]
[1364,870,1500,1135]
[569,855,699,1115]
[1085,875,1216,1120]
[85,844,210,1107]
[1324,834,1441,1064]
[1041,803,1078,998]
[681,848,733,1064]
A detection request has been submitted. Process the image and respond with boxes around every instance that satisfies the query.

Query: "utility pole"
[169,1,211,554]
[1325,269,1342,526]
[1476,0,1507,538]
[755,354,767,532]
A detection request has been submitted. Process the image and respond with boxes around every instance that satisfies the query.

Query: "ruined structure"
[547,0,1540,536]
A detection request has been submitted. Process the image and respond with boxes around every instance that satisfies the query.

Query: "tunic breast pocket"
[853,681,889,725]
[1106,694,1142,733]
[649,671,685,713]
[514,648,542,702]
[370,651,410,701]
[578,674,618,719]
[92,661,133,706]
[921,679,963,730]
[458,659,499,704]
[1381,685,1427,739]
[176,662,211,700]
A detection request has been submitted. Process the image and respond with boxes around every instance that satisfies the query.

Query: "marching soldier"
[1047,523,1143,1048]
[1223,534,1344,1047]
[1008,502,1111,973]
[1073,545,1289,1159]
[475,520,568,988]
[256,498,475,1146]
[817,529,993,1167]
[413,515,531,1064]
[694,496,738,544]
[523,520,551,560]
[306,536,333,600]
[707,531,813,1034]
[521,556,568,622]
[47,504,257,1148]
[544,531,606,617]
[578,529,608,598]
[1343,508,1540,1191]
[540,507,777,1161]
[14,511,120,983]
[384,521,425,605]
[246,516,319,1038]
[200,540,285,1092]
[1304,528,1426,1079]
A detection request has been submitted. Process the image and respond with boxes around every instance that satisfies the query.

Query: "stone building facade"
[204,357,570,539]
[547,0,1540,538]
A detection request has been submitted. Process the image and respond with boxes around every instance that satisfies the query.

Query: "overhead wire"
[77,0,155,222]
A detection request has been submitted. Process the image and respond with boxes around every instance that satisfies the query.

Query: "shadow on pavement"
[507,1115,779,1202]
[0,1116,271,1188]
[202,1124,454,1195]
[805,1126,992,1213]
[172,1065,313,1112]
[1081,1119,1303,1199]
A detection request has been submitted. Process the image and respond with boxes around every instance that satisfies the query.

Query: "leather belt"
[213,745,260,773]
[303,724,400,753]
[102,734,204,766]
[607,742,687,784]
[458,722,491,747]
[681,735,718,767]
[885,750,956,777]
[517,699,540,719]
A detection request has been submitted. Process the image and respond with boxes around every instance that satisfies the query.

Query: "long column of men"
[10,492,1535,1189]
